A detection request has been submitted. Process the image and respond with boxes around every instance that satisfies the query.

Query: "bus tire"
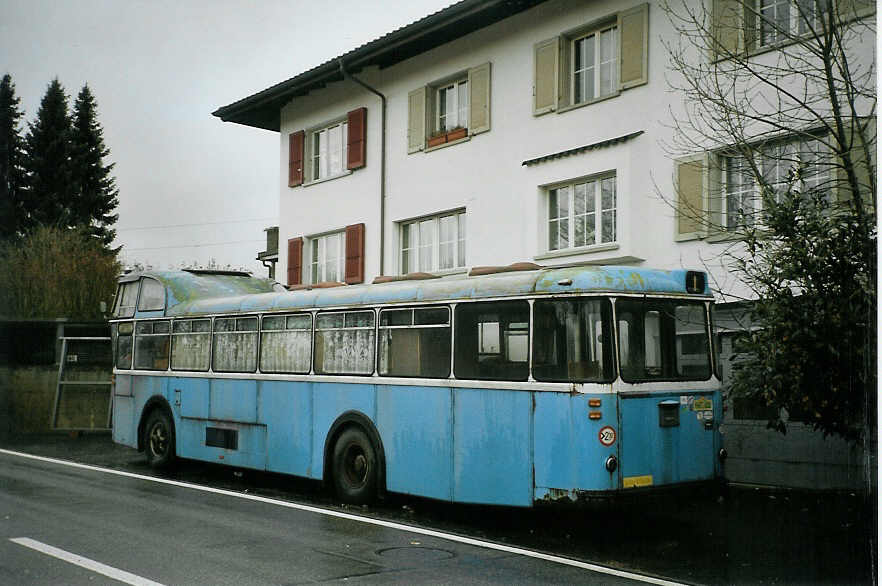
[144,409,176,470]
[332,427,378,505]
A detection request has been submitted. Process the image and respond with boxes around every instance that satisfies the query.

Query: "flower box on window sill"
[446,127,467,141]
[427,134,447,148]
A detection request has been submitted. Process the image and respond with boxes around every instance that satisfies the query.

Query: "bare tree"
[659,0,875,442]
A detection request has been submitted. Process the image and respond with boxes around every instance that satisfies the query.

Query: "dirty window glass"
[617,299,710,382]
[314,311,375,375]
[113,282,138,317]
[137,278,165,311]
[454,301,530,381]
[171,319,211,371]
[533,298,614,382]
[133,320,170,370]
[113,322,133,369]
[213,317,258,373]
[379,306,451,378]
[260,313,312,374]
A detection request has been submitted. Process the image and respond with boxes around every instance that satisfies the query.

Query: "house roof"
[212,0,548,131]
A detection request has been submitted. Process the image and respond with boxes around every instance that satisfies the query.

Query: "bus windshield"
[616,298,711,382]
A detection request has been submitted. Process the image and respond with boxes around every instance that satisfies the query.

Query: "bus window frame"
[258,312,314,375]
[212,315,259,374]
[170,317,212,372]
[614,296,713,383]
[313,309,377,376]
[377,305,452,379]
[132,319,171,371]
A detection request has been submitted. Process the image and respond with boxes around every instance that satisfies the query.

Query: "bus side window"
[213,317,258,373]
[454,301,529,381]
[133,321,170,370]
[260,313,312,374]
[314,311,375,375]
[378,307,450,378]
[114,322,134,369]
[171,319,211,371]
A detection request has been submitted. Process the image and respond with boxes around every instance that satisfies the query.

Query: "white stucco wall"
[276,0,742,289]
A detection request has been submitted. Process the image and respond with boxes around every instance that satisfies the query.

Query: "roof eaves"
[521,131,645,166]
[212,0,548,131]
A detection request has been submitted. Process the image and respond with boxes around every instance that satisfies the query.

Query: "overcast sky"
[1,0,451,275]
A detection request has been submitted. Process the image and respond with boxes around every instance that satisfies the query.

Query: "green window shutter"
[619,3,649,89]
[407,86,426,154]
[835,123,876,206]
[706,153,724,231]
[711,0,751,59]
[533,37,559,115]
[675,153,709,241]
[838,0,876,21]
[468,62,491,135]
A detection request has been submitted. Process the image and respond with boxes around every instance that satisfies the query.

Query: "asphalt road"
[0,435,874,585]
[0,449,655,585]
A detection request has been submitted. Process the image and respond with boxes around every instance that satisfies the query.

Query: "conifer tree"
[71,84,119,250]
[23,78,75,229]
[0,73,26,240]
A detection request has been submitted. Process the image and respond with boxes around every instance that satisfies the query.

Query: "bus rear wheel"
[332,427,377,505]
[144,409,176,470]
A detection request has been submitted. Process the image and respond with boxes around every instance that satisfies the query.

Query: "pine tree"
[0,73,26,240]
[71,84,119,250]
[23,78,75,229]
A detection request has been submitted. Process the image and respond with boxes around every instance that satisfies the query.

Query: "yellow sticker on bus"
[623,475,654,488]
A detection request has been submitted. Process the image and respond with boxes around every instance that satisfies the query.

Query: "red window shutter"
[344,223,365,284]
[287,237,303,286]
[346,107,366,170]
[288,131,305,187]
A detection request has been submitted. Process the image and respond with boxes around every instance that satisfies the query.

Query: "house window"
[572,25,618,104]
[437,79,469,133]
[310,231,346,283]
[758,0,827,46]
[309,120,347,182]
[548,175,616,251]
[722,137,829,229]
[407,63,491,153]
[533,4,647,115]
[400,211,466,273]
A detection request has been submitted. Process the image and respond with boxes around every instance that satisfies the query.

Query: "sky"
[1,0,452,276]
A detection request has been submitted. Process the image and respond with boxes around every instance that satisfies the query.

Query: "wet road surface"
[0,434,874,585]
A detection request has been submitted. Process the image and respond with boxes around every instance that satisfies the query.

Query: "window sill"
[556,91,620,115]
[535,242,619,261]
[425,133,470,153]
[302,169,352,188]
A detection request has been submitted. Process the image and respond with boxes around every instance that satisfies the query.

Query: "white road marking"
[0,448,686,586]
[10,537,166,586]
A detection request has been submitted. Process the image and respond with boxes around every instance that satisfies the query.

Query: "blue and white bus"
[110,264,723,507]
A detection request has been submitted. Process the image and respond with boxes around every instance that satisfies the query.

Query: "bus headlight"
[605,455,618,472]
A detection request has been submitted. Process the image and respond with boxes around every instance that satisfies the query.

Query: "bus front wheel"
[144,409,176,470]
[332,427,377,505]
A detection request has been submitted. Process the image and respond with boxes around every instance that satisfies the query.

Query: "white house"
[214,0,874,489]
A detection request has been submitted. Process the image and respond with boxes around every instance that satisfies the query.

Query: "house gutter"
[339,60,386,277]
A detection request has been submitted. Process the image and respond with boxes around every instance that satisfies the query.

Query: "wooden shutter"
[344,223,365,284]
[835,123,875,205]
[533,37,559,115]
[346,107,367,170]
[675,154,709,241]
[619,3,649,89]
[711,0,752,59]
[838,0,876,21]
[468,62,491,135]
[288,131,305,187]
[287,237,303,286]
[407,87,426,153]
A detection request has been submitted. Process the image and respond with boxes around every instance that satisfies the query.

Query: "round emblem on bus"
[598,426,617,446]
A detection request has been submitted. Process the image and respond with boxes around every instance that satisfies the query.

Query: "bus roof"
[128,265,712,318]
